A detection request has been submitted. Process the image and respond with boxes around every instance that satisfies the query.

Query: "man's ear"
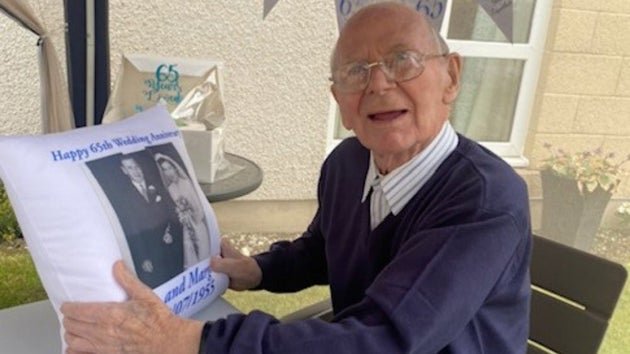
[331,86,353,131]
[330,85,338,105]
[442,53,462,105]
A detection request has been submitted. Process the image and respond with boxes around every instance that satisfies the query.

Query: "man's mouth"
[368,109,407,121]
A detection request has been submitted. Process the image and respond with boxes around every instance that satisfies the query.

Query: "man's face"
[331,5,461,168]
[121,158,144,184]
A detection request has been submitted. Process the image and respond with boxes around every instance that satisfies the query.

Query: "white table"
[0,297,240,353]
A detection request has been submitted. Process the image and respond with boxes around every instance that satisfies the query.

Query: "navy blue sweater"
[205,136,531,353]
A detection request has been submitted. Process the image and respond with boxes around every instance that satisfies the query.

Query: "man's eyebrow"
[346,46,423,64]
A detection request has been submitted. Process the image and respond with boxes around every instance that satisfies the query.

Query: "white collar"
[361,122,459,214]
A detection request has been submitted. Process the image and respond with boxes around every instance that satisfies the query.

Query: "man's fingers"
[220,238,242,259]
[112,260,154,301]
[64,324,96,353]
[61,301,114,324]
[66,348,93,354]
[210,254,234,275]
[212,239,245,274]
[63,311,114,353]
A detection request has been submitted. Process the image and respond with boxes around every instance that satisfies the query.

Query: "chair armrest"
[280,298,333,323]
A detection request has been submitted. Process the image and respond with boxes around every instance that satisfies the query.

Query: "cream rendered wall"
[109,0,337,201]
[0,1,67,135]
[5,1,628,232]
[0,1,336,233]
[109,1,337,232]
[0,14,43,134]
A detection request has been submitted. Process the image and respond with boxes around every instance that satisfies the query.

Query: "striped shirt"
[362,122,459,230]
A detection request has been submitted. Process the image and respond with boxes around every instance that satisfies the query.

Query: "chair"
[280,297,333,323]
[528,234,627,354]
[281,234,628,354]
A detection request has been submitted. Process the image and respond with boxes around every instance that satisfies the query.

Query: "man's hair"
[430,24,450,55]
[120,156,136,164]
[330,3,449,72]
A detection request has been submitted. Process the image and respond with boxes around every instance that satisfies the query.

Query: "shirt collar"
[132,180,147,190]
[361,122,459,213]
[362,155,380,202]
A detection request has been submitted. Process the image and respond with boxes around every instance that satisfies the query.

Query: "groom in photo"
[103,152,185,288]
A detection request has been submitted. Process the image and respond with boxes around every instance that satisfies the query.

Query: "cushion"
[0,106,228,334]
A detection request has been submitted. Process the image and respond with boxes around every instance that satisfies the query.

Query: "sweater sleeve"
[202,212,530,354]
[251,153,335,293]
[252,207,329,292]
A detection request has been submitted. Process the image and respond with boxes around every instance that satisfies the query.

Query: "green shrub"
[0,182,21,243]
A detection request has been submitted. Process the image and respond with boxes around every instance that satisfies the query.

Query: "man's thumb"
[220,238,243,259]
[113,260,153,300]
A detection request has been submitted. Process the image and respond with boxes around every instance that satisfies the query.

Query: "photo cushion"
[0,106,228,349]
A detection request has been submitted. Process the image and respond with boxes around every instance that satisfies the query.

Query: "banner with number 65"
[335,0,447,31]
[333,0,513,42]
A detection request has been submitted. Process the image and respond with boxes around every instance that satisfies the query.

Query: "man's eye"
[390,52,421,70]
[393,52,412,61]
[347,65,366,77]
[390,52,417,67]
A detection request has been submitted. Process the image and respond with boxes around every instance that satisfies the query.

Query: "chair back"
[528,234,627,354]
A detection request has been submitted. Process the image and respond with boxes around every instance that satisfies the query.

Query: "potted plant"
[539,143,629,251]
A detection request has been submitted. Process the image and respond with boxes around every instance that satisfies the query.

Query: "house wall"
[1,1,336,233]
[525,0,630,229]
[108,0,336,203]
[107,0,339,232]
[1,1,629,233]
[0,10,45,134]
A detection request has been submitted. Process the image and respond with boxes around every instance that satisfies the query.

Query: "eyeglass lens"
[335,51,427,92]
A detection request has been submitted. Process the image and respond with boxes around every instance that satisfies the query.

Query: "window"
[329,0,552,167]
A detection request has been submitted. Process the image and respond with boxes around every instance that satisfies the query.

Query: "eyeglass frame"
[329,50,449,93]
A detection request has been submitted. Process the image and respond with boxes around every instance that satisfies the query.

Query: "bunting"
[262,0,513,43]
[335,0,447,32]
[476,0,513,42]
[263,0,280,19]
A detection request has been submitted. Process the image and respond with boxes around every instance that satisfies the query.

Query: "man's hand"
[211,238,262,291]
[61,260,204,354]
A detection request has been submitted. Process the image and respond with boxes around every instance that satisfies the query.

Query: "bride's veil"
[153,152,190,189]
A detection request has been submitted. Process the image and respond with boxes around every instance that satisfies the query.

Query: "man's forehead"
[344,2,432,32]
[336,17,428,60]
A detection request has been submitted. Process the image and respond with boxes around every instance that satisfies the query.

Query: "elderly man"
[62,3,531,353]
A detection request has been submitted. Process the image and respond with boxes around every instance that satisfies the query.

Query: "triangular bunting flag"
[335,0,446,32]
[266,1,512,43]
[263,0,280,19]
[401,0,447,31]
[475,0,513,42]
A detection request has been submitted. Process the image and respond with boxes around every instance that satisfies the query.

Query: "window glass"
[451,57,524,142]
[447,0,536,43]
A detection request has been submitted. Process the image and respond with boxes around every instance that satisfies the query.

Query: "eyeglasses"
[330,50,448,93]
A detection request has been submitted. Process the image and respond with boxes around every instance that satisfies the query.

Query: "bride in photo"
[155,153,211,268]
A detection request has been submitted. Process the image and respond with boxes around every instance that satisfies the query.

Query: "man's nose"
[365,64,396,94]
